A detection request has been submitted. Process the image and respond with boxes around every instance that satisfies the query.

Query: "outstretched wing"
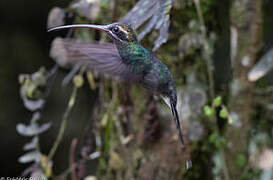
[50,38,141,82]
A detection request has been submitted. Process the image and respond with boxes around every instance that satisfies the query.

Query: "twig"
[58,151,101,177]
[48,85,78,160]
[62,64,80,86]
[60,158,87,177]
[193,0,215,99]
[46,64,59,79]
[44,64,59,99]
[48,67,85,160]
[70,138,78,180]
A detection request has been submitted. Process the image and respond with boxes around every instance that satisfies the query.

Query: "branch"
[69,138,78,180]
[48,67,85,160]
[48,85,78,160]
[193,0,215,99]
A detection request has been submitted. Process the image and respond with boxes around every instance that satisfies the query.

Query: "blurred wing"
[50,37,141,82]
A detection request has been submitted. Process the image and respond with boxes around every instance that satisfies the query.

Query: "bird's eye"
[112,26,120,33]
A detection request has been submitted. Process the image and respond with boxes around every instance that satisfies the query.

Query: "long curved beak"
[48,24,109,32]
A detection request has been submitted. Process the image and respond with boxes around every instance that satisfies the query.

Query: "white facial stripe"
[117,26,129,39]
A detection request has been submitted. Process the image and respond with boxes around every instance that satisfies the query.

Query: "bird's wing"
[50,37,141,82]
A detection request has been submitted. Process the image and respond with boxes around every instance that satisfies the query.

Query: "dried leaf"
[84,176,97,180]
[248,48,273,81]
[31,169,46,180]
[47,7,65,29]
[186,160,193,170]
[32,68,47,86]
[121,135,134,145]
[30,112,41,124]
[19,68,47,105]
[17,122,52,137]
[23,98,45,111]
[18,151,41,164]
[256,149,273,171]
[22,163,40,176]
[37,123,52,134]
[109,151,124,170]
[23,137,39,151]
[71,0,100,21]
[89,151,100,159]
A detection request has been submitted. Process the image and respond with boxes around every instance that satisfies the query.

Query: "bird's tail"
[170,97,185,148]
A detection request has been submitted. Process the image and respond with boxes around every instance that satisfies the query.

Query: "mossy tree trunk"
[225,0,263,178]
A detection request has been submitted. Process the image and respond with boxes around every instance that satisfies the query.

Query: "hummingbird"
[48,22,185,148]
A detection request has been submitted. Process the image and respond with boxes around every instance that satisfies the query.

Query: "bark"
[225,0,263,178]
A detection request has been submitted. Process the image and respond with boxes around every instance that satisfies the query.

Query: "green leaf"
[204,105,214,117]
[213,96,222,107]
[23,137,39,151]
[87,72,96,90]
[209,133,218,144]
[27,83,36,98]
[219,107,228,119]
[209,133,226,149]
[228,117,234,124]
[101,114,108,127]
[236,154,246,167]
[216,137,226,148]
[41,154,52,178]
[73,75,84,88]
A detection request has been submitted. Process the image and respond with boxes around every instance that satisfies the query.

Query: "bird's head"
[48,22,137,45]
